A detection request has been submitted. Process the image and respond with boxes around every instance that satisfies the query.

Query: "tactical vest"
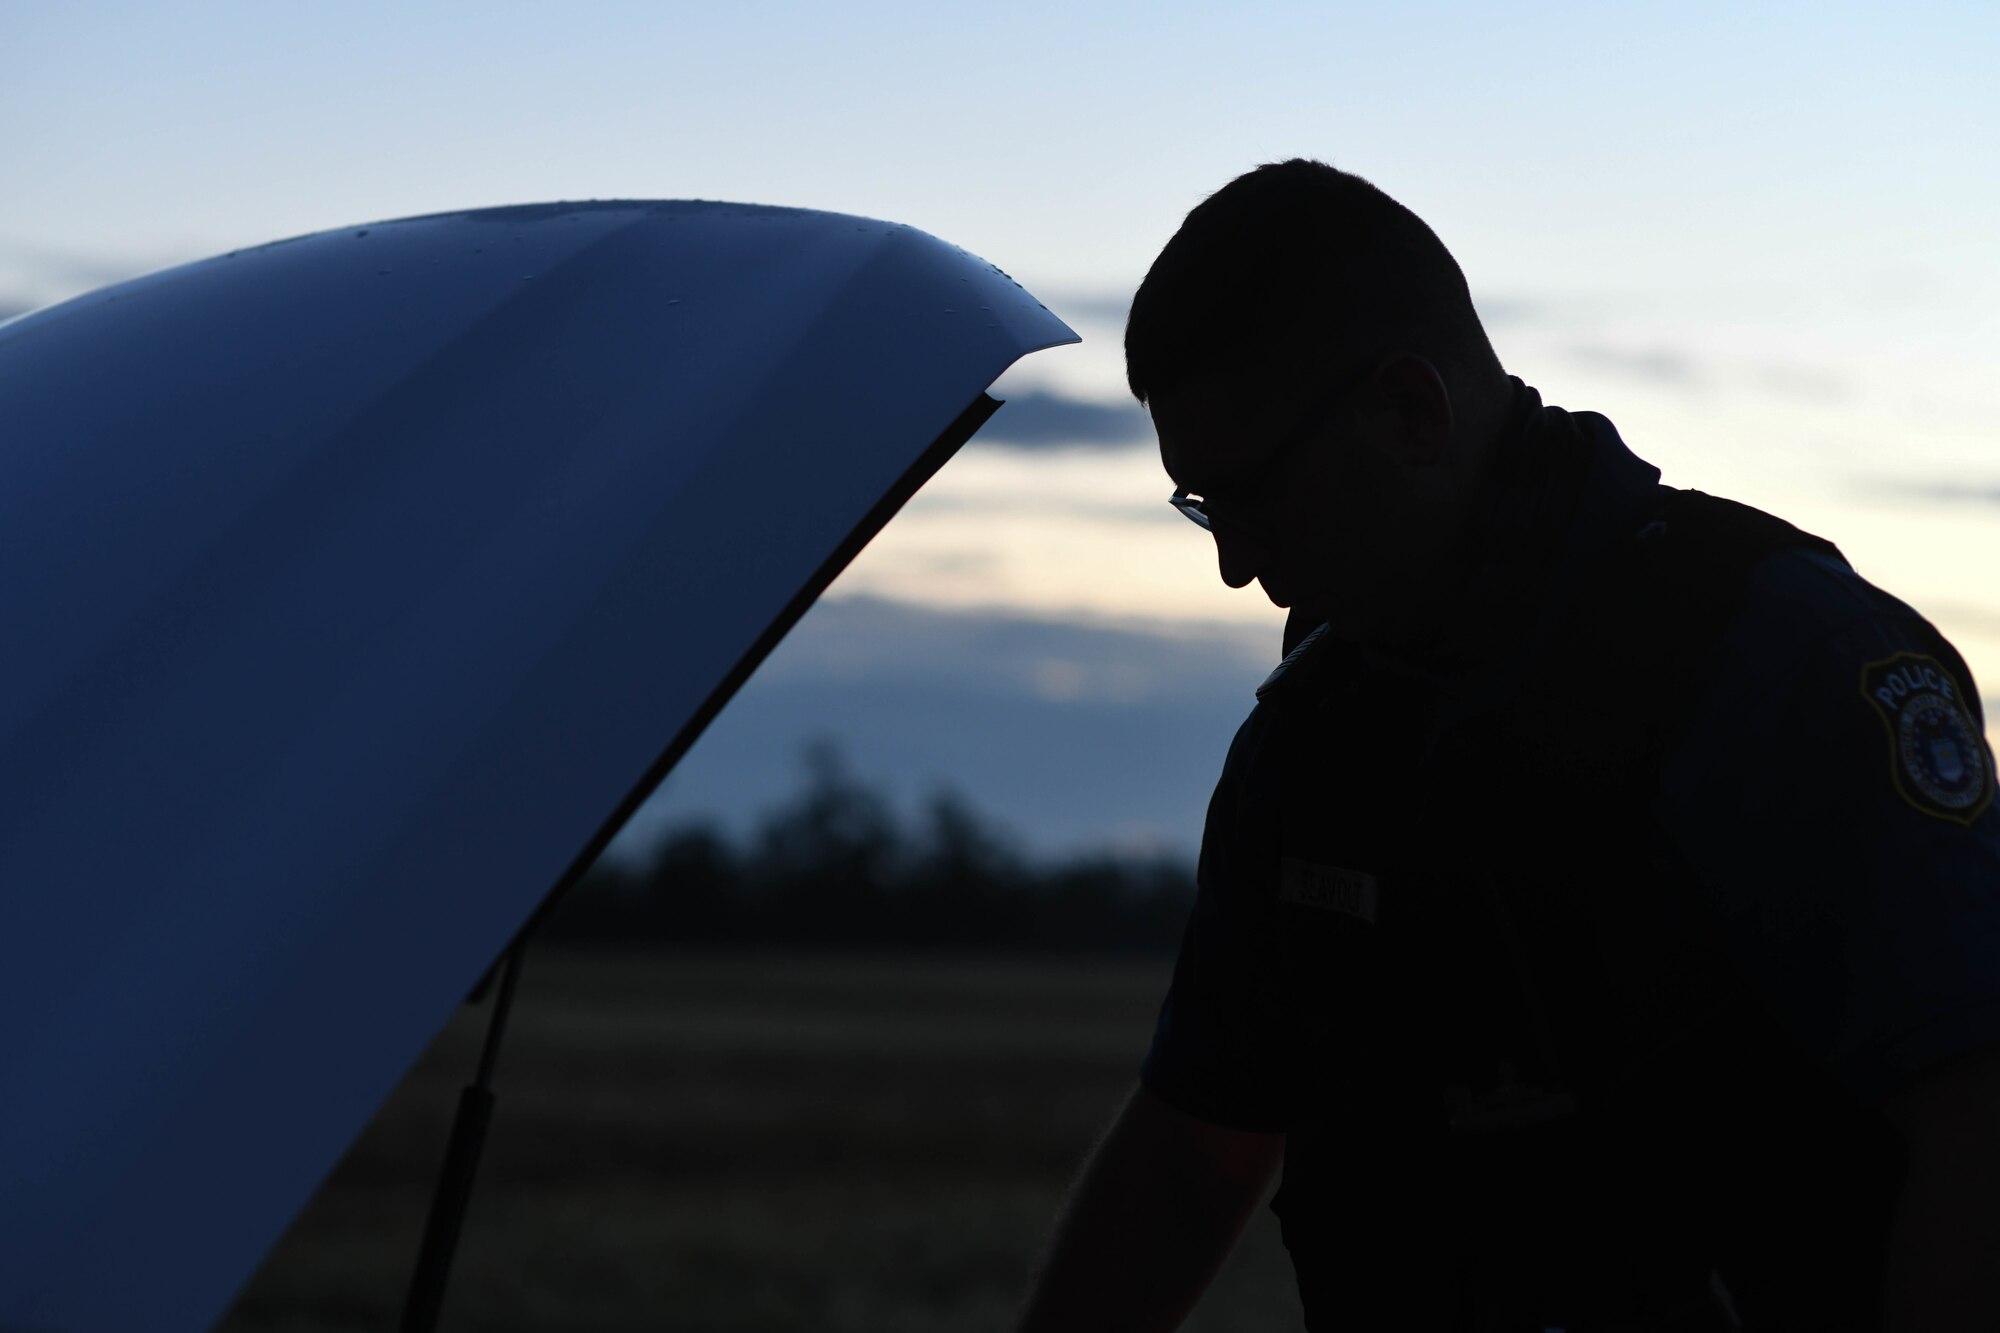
[1259,489,1916,1332]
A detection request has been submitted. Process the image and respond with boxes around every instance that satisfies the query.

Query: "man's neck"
[1373,379,1584,674]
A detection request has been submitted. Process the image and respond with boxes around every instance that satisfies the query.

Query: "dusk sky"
[7,1,1995,858]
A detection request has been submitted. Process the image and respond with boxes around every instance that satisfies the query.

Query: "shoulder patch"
[1860,652,1995,825]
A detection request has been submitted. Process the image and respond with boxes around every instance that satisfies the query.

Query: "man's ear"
[1373,354,1453,467]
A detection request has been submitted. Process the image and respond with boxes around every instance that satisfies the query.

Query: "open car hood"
[0,200,1077,1331]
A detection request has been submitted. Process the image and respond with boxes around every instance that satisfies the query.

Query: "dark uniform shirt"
[1140,377,2000,1330]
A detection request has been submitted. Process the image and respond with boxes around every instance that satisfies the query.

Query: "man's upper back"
[1142,418,2000,1328]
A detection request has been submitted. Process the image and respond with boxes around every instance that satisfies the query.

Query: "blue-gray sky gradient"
[9,0,1996,855]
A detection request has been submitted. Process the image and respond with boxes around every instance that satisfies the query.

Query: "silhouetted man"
[1014,159,2000,1332]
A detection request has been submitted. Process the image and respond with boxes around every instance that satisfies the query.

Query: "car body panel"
[0,199,1076,1331]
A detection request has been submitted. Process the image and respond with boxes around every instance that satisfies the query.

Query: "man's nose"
[1215,528,1271,589]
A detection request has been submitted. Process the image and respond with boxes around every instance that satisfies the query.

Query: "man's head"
[1127,158,1516,649]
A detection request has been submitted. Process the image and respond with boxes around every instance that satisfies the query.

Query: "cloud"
[605,595,1277,865]
[747,594,1271,698]
[1844,480,2000,509]
[1926,601,2000,642]
[1561,342,1703,386]
[1552,342,1858,406]
[1012,288,1866,409]
[1044,287,1556,333]
[899,548,1001,577]
[1473,294,1552,327]
[977,388,1154,450]
[1039,289,1133,327]
[0,239,163,292]
[1747,360,1852,403]
[0,239,190,321]
[897,490,1159,522]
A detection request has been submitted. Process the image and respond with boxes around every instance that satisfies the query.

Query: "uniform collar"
[1289,378,1664,735]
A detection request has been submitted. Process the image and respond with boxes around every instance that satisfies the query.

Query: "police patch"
[1860,652,1995,825]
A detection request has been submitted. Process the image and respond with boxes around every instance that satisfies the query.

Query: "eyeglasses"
[1168,368,1368,534]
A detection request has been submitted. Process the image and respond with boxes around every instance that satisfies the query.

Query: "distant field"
[217,947,1303,1332]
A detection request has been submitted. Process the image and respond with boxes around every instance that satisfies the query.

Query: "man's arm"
[1882,1038,2000,1333]
[1013,1080,1285,1333]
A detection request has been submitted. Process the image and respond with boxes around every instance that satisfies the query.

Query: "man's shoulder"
[1715,545,1945,692]
[1666,538,1996,822]
[1738,545,1922,644]
[1636,490,1936,686]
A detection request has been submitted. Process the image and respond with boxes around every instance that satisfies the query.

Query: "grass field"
[216,947,1304,1332]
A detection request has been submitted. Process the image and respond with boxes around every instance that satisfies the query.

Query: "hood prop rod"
[399,938,527,1333]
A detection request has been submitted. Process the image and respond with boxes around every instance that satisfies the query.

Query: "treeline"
[546,741,1196,952]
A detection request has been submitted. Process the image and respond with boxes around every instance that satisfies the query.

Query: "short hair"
[1125,158,1505,408]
